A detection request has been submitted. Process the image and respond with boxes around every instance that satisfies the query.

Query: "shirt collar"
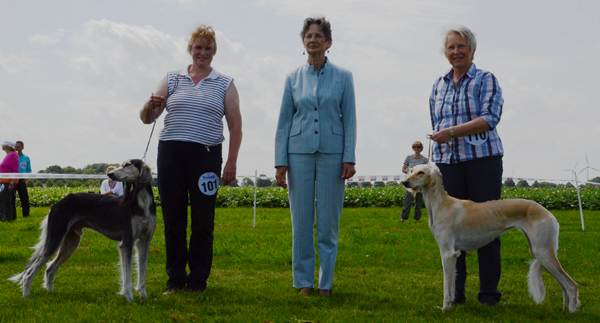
[179,65,220,80]
[304,56,329,74]
[443,63,477,81]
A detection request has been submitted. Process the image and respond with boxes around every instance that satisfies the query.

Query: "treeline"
[28,163,120,188]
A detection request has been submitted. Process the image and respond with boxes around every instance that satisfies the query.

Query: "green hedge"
[16,185,600,210]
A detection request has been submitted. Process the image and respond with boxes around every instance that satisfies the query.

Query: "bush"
[16,186,600,210]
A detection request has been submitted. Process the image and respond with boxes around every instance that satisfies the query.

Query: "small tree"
[347,182,358,188]
[241,177,254,187]
[565,182,575,188]
[503,179,515,187]
[46,179,54,187]
[54,179,65,187]
[516,179,529,188]
[386,181,399,187]
[227,178,239,187]
[256,175,272,188]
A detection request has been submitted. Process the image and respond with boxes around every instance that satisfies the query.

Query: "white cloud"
[28,34,61,45]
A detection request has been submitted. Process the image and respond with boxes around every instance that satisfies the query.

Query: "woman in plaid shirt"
[429,25,504,307]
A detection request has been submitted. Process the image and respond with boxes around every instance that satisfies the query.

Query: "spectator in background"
[400,141,428,222]
[100,166,124,197]
[0,141,19,221]
[14,141,31,218]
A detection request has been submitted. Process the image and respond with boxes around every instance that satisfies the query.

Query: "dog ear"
[138,165,153,184]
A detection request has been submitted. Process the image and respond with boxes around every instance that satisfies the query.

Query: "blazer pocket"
[289,124,302,137]
[331,124,344,136]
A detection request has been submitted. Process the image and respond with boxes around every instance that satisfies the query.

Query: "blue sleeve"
[341,71,357,164]
[274,75,294,167]
[478,73,503,129]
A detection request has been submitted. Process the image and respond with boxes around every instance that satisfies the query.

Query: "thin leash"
[426,134,452,164]
[141,93,157,163]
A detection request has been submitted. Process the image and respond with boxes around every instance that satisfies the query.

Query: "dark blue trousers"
[436,156,503,305]
[158,141,222,291]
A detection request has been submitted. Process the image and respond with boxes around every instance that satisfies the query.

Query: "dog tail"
[8,214,51,286]
[528,258,546,303]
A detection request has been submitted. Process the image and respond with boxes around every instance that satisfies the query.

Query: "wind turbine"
[578,154,600,182]
[562,161,585,231]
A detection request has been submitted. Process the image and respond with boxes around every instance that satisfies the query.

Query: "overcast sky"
[2,0,599,183]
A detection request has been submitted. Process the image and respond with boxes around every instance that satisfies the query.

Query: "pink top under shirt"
[0,152,19,173]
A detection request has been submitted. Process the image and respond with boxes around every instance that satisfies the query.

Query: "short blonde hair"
[187,24,217,55]
[106,166,116,174]
[412,141,423,148]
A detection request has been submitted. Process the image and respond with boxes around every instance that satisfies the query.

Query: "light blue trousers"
[287,153,345,290]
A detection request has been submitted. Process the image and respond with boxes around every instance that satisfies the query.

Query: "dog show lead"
[140,24,242,295]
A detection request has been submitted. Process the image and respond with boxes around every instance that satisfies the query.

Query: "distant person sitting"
[100,166,124,197]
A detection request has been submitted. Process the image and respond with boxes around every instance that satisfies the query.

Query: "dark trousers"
[15,180,29,217]
[0,183,14,221]
[158,141,222,291]
[400,191,423,221]
[436,156,503,305]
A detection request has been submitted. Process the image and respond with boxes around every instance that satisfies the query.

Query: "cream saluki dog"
[402,164,579,312]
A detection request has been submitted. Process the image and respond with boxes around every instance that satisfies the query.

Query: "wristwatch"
[449,127,455,138]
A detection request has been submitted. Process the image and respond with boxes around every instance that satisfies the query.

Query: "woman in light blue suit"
[275,16,357,297]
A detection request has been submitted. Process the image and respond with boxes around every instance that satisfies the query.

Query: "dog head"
[108,159,152,184]
[402,164,443,192]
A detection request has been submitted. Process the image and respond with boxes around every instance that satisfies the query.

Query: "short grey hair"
[442,25,477,57]
[300,16,332,42]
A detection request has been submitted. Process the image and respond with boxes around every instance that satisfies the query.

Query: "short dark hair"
[16,141,24,146]
[300,16,332,42]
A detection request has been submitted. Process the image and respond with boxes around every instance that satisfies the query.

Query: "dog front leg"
[440,249,460,310]
[134,235,152,298]
[118,241,134,302]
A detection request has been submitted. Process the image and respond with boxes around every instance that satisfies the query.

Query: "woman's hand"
[341,163,356,180]
[431,128,453,144]
[275,166,288,189]
[140,95,166,124]
[222,160,237,186]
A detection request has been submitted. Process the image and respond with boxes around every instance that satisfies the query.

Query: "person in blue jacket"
[274,16,357,297]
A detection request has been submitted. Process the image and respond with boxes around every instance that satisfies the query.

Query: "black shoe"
[480,299,498,307]
[186,287,205,293]
[452,298,466,305]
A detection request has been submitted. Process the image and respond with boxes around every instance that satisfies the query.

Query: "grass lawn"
[1,207,598,322]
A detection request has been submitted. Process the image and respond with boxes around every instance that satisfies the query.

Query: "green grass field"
[1,207,598,322]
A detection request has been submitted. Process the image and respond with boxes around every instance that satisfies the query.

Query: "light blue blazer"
[275,59,357,167]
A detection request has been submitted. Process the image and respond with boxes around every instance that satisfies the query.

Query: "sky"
[2,0,599,183]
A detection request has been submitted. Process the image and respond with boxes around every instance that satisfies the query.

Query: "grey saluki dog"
[402,163,580,312]
[9,159,156,302]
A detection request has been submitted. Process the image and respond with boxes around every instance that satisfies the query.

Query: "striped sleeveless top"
[159,67,233,146]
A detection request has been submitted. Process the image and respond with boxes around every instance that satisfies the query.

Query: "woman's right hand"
[275,166,288,189]
[141,95,166,124]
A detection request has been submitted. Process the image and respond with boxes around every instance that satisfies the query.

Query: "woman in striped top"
[140,25,242,295]
[400,141,428,222]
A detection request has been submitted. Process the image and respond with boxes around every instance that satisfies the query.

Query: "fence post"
[253,170,257,228]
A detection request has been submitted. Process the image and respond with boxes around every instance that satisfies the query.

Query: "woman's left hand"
[341,163,356,180]
[431,128,453,144]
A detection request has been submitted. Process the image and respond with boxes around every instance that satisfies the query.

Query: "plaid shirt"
[429,64,504,164]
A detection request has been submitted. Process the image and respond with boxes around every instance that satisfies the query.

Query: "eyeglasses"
[412,146,422,149]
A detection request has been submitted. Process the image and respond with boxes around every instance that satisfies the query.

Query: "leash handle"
[426,134,452,163]
[142,93,157,162]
